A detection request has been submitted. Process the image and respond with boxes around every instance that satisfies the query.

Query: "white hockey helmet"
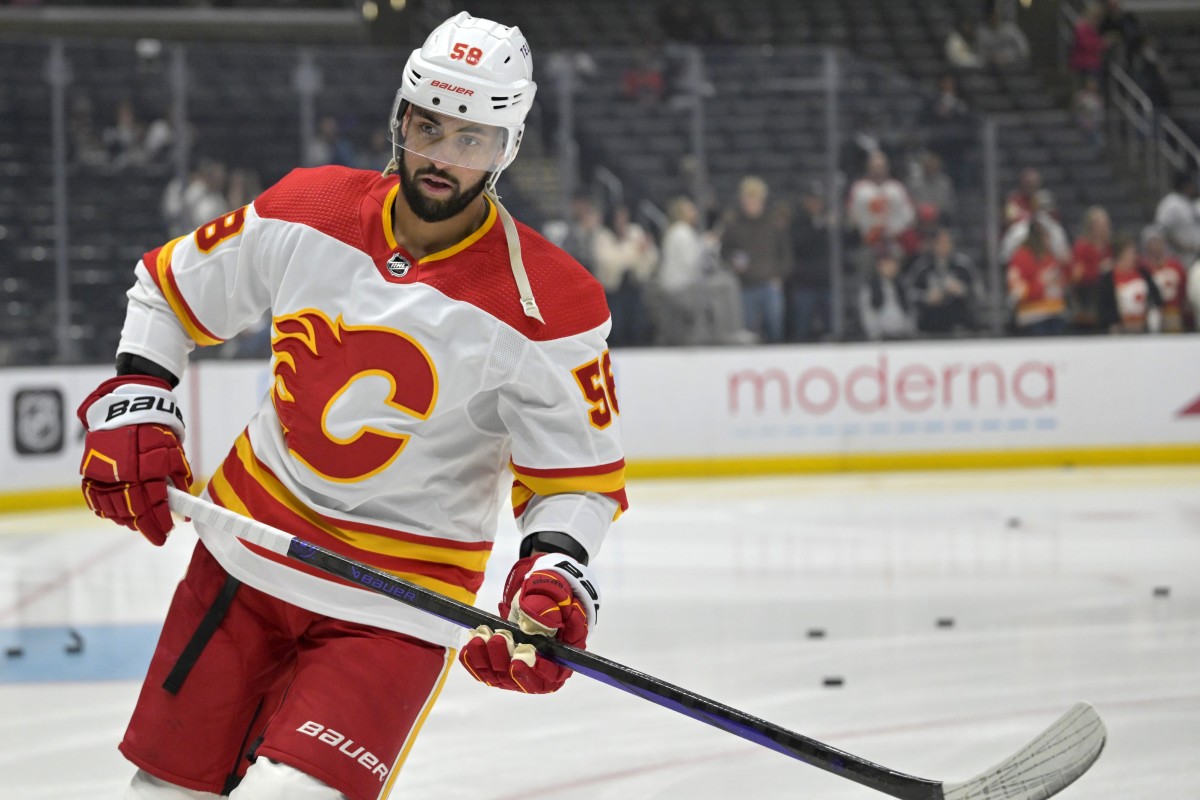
[389,12,537,180]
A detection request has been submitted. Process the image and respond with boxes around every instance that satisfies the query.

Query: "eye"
[458,134,481,148]
[419,122,440,136]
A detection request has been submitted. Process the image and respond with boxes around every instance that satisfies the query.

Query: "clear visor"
[389,97,511,172]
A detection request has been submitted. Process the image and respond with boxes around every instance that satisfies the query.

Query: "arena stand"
[0,0,1197,365]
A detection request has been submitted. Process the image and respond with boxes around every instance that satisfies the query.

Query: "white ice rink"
[2,466,1198,799]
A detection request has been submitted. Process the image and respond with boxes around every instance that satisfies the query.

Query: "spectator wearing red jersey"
[1069,206,1113,332]
[1140,225,1190,332]
[1008,221,1068,336]
[1098,235,1163,333]
[1069,3,1109,84]
[1004,167,1042,228]
[846,150,917,273]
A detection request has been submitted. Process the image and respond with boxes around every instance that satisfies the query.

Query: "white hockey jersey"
[118,166,627,647]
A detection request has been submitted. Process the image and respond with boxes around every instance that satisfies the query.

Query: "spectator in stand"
[304,114,357,168]
[921,74,974,186]
[622,43,666,103]
[561,195,604,275]
[1069,3,1108,86]
[945,17,983,70]
[1072,74,1106,152]
[847,150,917,270]
[1140,225,1190,332]
[721,176,791,344]
[1005,167,1042,228]
[1154,171,1200,266]
[907,228,981,335]
[858,251,913,341]
[103,98,148,171]
[1098,234,1163,333]
[1068,206,1113,332]
[655,196,749,346]
[908,151,957,225]
[1001,190,1071,265]
[840,106,904,184]
[593,204,658,346]
[225,167,262,210]
[1190,259,1200,335]
[1099,0,1142,64]
[1008,220,1068,336]
[1128,35,1172,111]
[787,182,833,342]
[359,128,392,171]
[161,157,228,238]
[68,93,109,169]
[977,7,1030,68]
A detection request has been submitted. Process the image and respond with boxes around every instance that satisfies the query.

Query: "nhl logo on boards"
[386,253,412,278]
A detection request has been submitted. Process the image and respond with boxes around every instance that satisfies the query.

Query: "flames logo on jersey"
[271,309,438,483]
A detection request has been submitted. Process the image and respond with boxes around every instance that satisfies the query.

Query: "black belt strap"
[162,574,242,695]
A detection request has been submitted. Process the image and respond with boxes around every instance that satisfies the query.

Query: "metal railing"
[1061,0,1200,197]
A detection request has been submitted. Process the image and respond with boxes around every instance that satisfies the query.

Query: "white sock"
[229,759,347,800]
[123,770,222,799]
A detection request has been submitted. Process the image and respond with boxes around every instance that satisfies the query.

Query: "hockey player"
[78,13,626,799]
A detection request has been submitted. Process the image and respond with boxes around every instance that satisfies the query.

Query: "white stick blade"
[942,703,1106,800]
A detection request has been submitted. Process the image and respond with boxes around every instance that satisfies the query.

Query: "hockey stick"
[166,487,1105,800]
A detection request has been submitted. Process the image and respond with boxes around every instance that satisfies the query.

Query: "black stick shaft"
[289,537,943,800]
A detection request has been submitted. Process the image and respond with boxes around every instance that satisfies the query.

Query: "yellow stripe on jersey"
[420,198,496,265]
[232,436,491,573]
[381,182,401,250]
[212,453,482,604]
[154,235,223,346]
[511,482,535,510]
[509,463,627,496]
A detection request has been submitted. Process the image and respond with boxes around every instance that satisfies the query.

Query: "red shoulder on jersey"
[253,165,381,252]
[414,214,611,342]
[509,219,611,341]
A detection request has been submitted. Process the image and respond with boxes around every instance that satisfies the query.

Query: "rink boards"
[3,336,1199,509]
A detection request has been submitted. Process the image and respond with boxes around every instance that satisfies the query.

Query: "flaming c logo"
[271,309,438,483]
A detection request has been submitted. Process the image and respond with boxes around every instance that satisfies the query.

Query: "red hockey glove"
[459,553,600,694]
[78,375,192,546]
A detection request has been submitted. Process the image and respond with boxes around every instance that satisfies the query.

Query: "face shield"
[389,94,514,173]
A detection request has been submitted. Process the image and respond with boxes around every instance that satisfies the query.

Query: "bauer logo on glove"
[78,375,193,546]
[459,552,600,694]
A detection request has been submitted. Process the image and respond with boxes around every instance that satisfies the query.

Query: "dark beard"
[398,149,488,223]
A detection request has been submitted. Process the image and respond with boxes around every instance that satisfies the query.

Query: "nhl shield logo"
[386,253,411,278]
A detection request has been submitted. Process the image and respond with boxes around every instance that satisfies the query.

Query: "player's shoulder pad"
[253,166,381,251]
[511,218,610,341]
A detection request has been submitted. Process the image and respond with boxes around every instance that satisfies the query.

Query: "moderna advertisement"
[612,336,1200,459]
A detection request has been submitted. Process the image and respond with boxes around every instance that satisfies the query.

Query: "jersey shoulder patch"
[253,166,381,253]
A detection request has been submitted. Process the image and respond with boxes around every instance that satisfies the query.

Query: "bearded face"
[398,147,490,223]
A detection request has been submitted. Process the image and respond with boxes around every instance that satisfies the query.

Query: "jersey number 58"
[572,351,619,430]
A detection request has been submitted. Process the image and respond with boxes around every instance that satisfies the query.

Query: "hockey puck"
[822,676,844,687]
[1153,586,1171,598]
[1006,516,1021,528]
[936,617,955,628]
[806,628,826,639]
[4,646,23,658]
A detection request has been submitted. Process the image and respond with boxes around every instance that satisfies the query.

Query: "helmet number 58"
[450,43,483,65]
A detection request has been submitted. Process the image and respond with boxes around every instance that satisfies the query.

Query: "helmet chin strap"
[487,186,544,324]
